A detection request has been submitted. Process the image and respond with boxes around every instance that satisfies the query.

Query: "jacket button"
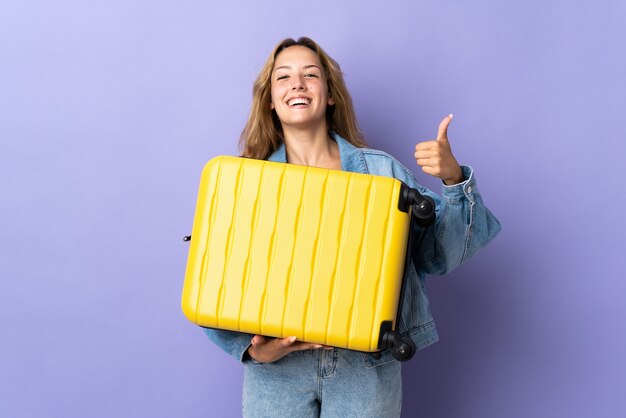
[371,352,381,359]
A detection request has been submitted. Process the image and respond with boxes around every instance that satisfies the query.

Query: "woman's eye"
[276,75,289,80]
[304,73,318,78]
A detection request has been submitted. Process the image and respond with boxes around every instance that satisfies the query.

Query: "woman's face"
[270,46,334,131]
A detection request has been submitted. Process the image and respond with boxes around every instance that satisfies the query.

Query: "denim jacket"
[203,132,501,365]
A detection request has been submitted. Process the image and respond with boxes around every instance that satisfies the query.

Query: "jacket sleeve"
[393,164,501,275]
[202,328,254,363]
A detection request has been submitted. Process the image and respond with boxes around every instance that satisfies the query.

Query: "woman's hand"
[414,114,464,185]
[247,335,329,363]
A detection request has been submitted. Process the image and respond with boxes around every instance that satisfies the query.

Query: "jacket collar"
[267,132,368,174]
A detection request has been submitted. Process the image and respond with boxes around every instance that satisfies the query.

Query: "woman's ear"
[328,91,335,106]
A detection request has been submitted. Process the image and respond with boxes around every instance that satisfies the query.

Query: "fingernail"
[449,113,454,119]
[314,344,323,349]
[289,336,297,343]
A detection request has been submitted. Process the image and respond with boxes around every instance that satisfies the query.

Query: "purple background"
[1,1,625,417]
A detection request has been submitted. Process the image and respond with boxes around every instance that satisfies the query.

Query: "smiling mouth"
[288,97,311,107]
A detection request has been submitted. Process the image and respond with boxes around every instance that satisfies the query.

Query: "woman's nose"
[291,76,306,90]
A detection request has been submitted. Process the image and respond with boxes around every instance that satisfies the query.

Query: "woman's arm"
[202,328,254,363]
[396,115,501,274]
[412,166,501,275]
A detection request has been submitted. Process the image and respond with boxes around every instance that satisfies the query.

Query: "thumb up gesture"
[414,114,464,185]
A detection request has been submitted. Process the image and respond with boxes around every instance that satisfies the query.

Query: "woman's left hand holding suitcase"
[247,335,333,363]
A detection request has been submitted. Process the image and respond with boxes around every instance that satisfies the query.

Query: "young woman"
[203,37,501,418]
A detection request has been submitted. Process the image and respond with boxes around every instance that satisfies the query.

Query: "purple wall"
[1,1,624,417]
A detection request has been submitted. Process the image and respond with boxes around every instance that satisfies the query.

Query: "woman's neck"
[282,125,341,170]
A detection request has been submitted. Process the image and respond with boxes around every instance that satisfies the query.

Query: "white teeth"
[288,97,310,106]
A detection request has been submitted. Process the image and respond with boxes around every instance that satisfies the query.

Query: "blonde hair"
[239,37,367,160]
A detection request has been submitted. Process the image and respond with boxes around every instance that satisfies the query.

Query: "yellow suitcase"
[182,156,435,361]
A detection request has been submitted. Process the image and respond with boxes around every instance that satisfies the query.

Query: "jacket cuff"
[235,338,254,363]
[441,165,477,202]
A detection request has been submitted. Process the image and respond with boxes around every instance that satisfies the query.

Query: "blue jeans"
[242,348,402,417]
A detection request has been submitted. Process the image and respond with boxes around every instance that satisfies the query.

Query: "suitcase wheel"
[391,336,416,362]
[381,329,416,362]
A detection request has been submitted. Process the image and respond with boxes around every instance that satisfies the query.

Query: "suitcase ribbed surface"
[182,156,411,351]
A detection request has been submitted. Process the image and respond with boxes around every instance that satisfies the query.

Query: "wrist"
[443,169,464,185]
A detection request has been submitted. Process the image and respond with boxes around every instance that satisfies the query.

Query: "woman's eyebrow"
[274,64,321,72]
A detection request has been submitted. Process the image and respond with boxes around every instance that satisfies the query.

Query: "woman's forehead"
[274,46,322,69]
